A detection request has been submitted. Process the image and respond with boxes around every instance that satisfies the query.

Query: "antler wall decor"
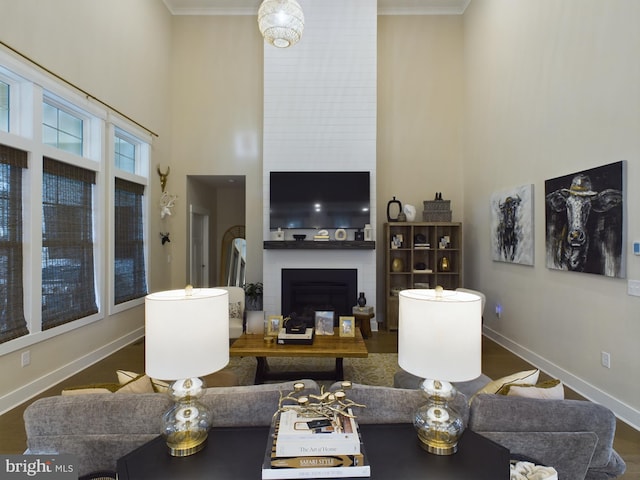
[157,166,170,192]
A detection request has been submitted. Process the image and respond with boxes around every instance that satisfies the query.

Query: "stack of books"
[262,409,370,479]
[313,234,330,241]
[277,328,315,345]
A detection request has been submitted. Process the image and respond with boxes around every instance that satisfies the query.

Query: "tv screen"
[270,171,370,230]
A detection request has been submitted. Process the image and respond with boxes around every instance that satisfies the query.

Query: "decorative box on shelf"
[423,199,452,222]
[352,305,374,315]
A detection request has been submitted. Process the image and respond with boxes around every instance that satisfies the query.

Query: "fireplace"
[281,269,357,324]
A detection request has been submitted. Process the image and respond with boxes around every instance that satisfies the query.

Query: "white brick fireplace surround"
[261,0,378,317]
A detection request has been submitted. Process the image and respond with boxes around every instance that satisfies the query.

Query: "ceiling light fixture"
[258,0,304,48]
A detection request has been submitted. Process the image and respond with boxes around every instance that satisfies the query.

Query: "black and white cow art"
[546,172,623,276]
[497,195,522,262]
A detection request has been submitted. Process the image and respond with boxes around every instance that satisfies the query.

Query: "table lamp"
[145,286,229,457]
[398,287,482,455]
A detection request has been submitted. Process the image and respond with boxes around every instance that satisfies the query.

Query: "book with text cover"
[275,409,360,457]
[261,418,370,479]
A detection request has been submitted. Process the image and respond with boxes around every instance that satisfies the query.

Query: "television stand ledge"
[263,240,375,250]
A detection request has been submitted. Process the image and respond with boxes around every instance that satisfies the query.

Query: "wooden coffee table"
[229,328,368,384]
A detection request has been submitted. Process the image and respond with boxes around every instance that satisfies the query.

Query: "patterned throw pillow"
[229,301,243,319]
[474,369,540,396]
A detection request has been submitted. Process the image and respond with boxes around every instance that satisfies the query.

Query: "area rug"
[226,353,399,387]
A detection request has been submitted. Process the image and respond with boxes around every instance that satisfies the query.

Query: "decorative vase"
[387,196,402,222]
[439,256,450,272]
[357,292,367,307]
[403,204,417,222]
[392,258,404,272]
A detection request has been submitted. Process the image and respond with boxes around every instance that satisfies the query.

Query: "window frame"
[108,120,150,315]
[0,49,152,356]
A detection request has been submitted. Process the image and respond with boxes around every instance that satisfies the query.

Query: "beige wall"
[0,0,173,412]
[377,15,464,304]
[463,0,640,427]
[169,16,263,287]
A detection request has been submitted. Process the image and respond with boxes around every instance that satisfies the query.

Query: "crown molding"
[163,0,471,16]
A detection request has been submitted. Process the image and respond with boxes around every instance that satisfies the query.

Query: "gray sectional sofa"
[24,377,626,479]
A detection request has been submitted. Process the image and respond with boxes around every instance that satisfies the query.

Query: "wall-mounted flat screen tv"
[270,171,370,230]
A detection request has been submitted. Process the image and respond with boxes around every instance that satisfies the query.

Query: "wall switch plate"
[601,351,611,369]
[21,351,30,367]
[628,280,640,297]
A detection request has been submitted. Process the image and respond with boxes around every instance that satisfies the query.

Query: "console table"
[117,424,509,479]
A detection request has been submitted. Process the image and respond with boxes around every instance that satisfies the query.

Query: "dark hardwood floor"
[0,331,638,478]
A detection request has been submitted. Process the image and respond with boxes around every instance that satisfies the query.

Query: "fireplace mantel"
[264,241,375,250]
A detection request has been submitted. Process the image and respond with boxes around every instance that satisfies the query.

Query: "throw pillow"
[504,379,565,400]
[117,369,170,393]
[62,374,154,395]
[229,301,243,319]
[115,374,154,394]
[474,369,540,396]
[61,385,117,395]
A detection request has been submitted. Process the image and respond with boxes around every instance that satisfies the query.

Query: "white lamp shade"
[398,289,481,382]
[145,288,230,380]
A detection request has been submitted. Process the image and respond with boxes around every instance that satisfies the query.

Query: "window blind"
[42,157,97,329]
[114,178,147,304]
[0,144,28,343]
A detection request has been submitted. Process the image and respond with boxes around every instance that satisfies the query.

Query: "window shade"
[0,144,28,343]
[42,157,97,329]
[114,178,147,304]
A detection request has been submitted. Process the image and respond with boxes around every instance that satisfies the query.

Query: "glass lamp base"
[414,379,469,456]
[162,377,212,457]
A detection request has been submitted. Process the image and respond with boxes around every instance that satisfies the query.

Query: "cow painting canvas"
[545,161,625,278]
[491,184,534,265]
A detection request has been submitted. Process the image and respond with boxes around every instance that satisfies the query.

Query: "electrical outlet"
[601,351,611,369]
[495,304,502,319]
[628,280,640,297]
[21,350,30,367]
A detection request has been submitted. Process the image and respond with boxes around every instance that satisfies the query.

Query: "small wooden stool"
[352,306,374,339]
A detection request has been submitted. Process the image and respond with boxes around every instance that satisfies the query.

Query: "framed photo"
[391,234,404,249]
[339,316,355,337]
[314,311,335,335]
[267,315,283,336]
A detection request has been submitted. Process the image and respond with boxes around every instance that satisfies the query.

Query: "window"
[41,158,97,330]
[42,101,83,156]
[0,145,28,344]
[115,132,136,174]
[114,178,147,304]
[0,80,8,132]
[0,52,152,351]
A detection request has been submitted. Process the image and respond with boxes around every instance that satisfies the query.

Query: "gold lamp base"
[166,430,208,457]
[417,429,458,455]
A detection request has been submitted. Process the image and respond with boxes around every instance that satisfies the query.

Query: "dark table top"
[117,423,510,479]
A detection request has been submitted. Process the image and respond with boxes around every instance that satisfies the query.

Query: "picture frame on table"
[267,315,283,336]
[339,316,355,337]
[314,311,335,335]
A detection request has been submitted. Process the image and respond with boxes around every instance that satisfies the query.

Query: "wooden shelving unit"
[384,222,463,330]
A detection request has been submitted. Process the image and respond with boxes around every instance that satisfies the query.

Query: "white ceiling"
[162,0,471,16]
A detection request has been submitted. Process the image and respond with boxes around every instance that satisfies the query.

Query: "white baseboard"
[483,326,640,431]
[0,328,145,415]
